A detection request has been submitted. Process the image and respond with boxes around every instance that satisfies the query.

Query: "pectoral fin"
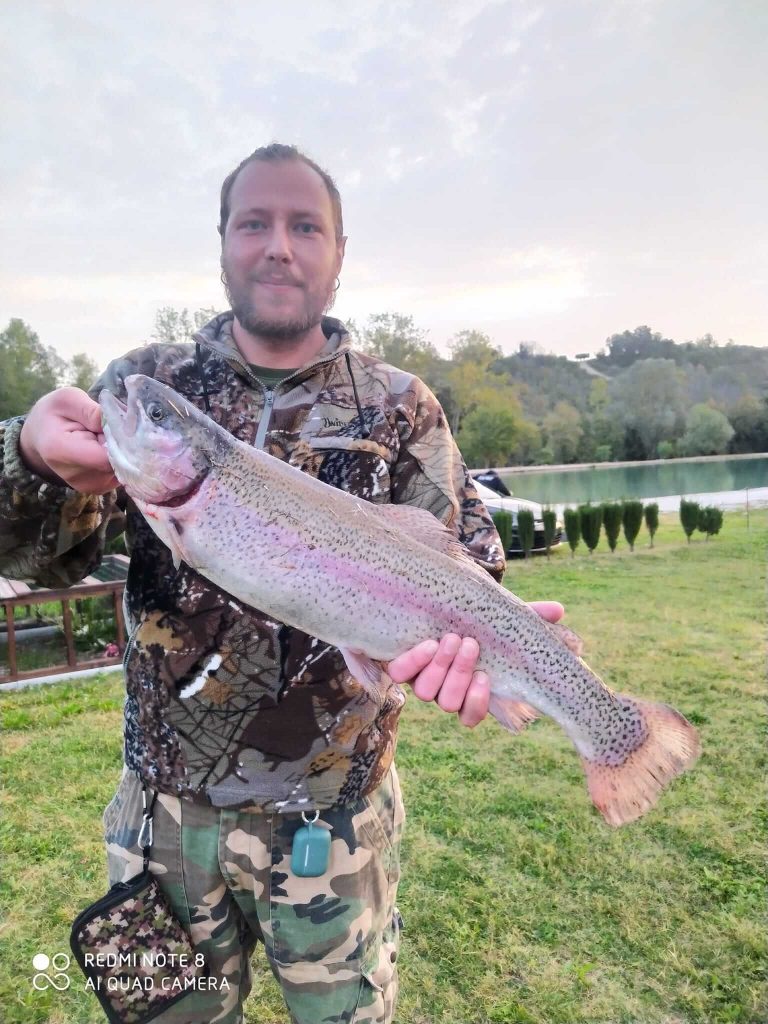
[489,693,539,734]
[339,647,386,708]
[166,517,191,572]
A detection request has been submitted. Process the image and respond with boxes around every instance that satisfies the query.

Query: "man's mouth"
[256,277,301,288]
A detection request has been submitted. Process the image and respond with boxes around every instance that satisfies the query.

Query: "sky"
[1,0,766,367]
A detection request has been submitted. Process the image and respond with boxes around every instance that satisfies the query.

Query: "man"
[0,144,562,1023]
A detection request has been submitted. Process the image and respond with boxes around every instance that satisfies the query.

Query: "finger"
[387,639,440,684]
[528,600,564,623]
[69,472,120,495]
[458,671,490,728]
[59,389,103,434]
[434,637,481,713]
[410,633,462,701]
[56,434,115,474]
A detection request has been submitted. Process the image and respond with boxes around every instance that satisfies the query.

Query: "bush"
[564,508,580,557]
[579,504,603,554]
[602,503,623,552]
[657,440,677,459]
[594,445,612,462]
[542,508,558,557]
[622,500,644,552]
[517,509,535,558]
[538,446,554,465]
[491,510,513,556]
[698,505,724,540]
[680,499,701,543]
[644,502,659,547]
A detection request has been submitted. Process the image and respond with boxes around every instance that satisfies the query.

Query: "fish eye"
[147,402,165,422]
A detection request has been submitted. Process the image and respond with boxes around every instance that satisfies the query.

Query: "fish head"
[100,374,214,506]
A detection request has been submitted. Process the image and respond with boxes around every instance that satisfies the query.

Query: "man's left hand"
[387,601,565,728]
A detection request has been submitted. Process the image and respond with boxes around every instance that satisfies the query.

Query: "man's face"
[220,159,346,343]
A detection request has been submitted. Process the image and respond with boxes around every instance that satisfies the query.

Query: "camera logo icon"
[32,952,71,991]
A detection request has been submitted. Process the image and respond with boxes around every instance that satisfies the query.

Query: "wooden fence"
[0,555,129,684]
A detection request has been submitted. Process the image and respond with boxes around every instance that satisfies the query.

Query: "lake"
[500,454,768,510]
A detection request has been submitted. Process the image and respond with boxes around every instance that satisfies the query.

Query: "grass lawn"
[1,510,765,1023]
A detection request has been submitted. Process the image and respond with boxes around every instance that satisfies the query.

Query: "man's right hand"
[19,388,119,494]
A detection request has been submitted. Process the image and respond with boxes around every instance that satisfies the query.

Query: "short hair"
[218,143,344,241]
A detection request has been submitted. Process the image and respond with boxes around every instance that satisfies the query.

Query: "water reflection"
[503,456,768,505]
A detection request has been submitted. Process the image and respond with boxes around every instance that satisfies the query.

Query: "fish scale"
[100,374,701,827]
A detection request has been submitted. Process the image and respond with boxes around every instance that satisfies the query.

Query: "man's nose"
[265,223,293,263]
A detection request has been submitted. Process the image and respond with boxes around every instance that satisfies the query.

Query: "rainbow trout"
[100,374,700,827]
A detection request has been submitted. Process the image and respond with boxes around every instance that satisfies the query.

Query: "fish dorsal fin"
[370,502,491,579]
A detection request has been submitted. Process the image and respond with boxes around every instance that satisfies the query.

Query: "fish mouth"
[100,389,139,438]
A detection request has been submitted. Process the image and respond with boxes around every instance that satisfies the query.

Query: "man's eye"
[242,220,265,230]
[296,222,319,234]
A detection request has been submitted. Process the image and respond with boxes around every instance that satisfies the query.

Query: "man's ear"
[335,235,347,274]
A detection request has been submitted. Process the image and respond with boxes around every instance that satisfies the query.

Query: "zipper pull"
[254,387,275,449]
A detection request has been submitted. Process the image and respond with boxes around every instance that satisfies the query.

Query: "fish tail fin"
[489,693,539,734]
[582,697,701,827]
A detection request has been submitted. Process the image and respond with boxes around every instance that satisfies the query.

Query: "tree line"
[2,313,766,468]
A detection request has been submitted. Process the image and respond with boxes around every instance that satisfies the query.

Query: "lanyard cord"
[344,352,371,439]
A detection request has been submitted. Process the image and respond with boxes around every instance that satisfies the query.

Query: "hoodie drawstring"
[344,352,371,439]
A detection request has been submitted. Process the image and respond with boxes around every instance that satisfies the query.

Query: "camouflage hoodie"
[0,313,505,811]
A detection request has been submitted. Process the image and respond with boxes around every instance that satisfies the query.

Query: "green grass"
[1,511,765,1023]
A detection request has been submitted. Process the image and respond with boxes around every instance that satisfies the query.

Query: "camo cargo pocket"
[267,767,404,1023]
[101,764,131,841]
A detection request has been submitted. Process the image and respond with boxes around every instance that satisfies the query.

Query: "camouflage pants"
[102,765,404,1024]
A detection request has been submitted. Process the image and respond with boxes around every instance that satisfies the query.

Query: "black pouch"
[69,782,207,1024]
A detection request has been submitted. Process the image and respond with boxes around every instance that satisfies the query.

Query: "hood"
[192,311,353,385]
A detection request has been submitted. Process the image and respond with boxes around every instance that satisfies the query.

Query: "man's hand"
[387,601,565,728]
[19,388,119,494]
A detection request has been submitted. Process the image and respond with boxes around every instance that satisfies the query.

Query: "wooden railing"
[0,555,129,684]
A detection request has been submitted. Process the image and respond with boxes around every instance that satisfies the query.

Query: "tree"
[609,359,686,458]
[456,389,525,468]
[543,400,583,463]
[68,352,100,391]
[680,499,700,543]
[564,508,580,557]
[354,313,438,379]
[151,306,220,345]
[508,420,543,466]
[542,508,558,557]
[579,504,603,554]
[0,319,65,419]
[491,510,512,556]
[448,330,502,370]
[600,326,677,368]
[622,501,644,552]
[517,508,535,558]
[644,503,659,548]
[678,404,734,456]
[727,395,768,454]
[697,506,724,540]
[602,503,622,552]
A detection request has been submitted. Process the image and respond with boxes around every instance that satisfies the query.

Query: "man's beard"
[222,273,336,344]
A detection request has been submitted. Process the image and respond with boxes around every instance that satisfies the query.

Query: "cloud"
[1,0,765,364]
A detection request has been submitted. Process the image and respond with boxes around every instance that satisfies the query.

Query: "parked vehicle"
[472,478,562,555]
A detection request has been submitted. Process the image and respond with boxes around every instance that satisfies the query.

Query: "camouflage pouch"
[69,783,207,1023]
